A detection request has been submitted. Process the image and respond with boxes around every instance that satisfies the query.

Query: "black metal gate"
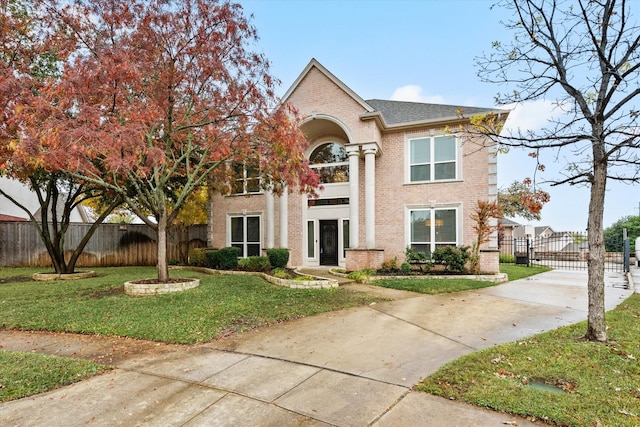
[499,230,627,272]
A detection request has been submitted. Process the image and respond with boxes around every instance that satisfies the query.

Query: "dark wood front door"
[320,220,339,266]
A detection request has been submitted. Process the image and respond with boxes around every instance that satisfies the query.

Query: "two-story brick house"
[207,59,508,272]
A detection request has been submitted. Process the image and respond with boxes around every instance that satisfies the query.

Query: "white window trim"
[404,134,461,184]
[233,164,263,196]
[309,141,349,186]
[405,204,462,255]
[227,212,262,257]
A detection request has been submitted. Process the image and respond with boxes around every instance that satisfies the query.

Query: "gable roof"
[364,99,500,126]
[282,58,374,113]
[283,58,510,131]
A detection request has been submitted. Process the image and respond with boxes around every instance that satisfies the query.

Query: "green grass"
[371,264,550,295]
[417,293,640,427]
[499,264,551,281]
[0,351,111,402]
[0,266,384,344]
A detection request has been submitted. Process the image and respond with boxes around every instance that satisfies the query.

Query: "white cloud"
[503,99,560,133]
[391,85,446,104]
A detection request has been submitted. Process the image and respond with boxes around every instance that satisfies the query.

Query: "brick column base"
[345,249,384,272]
[480,249,500,274]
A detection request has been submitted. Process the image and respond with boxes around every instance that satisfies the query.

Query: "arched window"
[309,143,349,184]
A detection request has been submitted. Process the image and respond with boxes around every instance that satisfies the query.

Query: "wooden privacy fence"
[0,222,207,268]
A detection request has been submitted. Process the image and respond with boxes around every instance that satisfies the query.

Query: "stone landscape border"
[124,278,200,296]
[329,268,508,283]
[32,271,97,281]
[174,266,339,289]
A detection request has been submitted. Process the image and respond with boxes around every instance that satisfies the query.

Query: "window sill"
[404,179,463,186]
[225,192,264,197]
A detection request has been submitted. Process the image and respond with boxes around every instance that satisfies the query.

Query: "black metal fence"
[498,230,628,272]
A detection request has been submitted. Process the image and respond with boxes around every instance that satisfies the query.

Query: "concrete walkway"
[0,268,635,426]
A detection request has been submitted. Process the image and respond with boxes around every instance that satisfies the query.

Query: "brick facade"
[208,59,506,271]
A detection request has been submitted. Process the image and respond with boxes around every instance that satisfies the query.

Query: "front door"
[320,220,339,266]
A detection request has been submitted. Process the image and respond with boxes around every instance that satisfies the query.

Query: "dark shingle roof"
[365,99,500,126]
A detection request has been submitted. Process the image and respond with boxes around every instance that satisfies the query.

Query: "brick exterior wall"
[207,61,498,271]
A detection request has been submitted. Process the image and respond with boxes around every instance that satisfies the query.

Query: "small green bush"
[400,262,412,275]
[238,256,271,272]
[272,267,292,279]
[379,257,399,273]
[405,246,428,263]
[499,254,515,263]
[190,248,208,267]
[266,248,290,268]
[348,268,374,283]
[205,250,219,269]
[432,246,470,272]
[217,247,241,269]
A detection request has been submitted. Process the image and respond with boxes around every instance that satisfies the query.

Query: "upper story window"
[233,162,261,195]
[408,135,457,182]
[310,143,349,184]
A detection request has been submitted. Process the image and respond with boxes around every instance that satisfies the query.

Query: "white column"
[279,190,288,248]
[265,190,275,248]
[346,145,360,249]
[364,145,378,249]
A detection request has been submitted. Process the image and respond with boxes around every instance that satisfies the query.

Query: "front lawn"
[0,351,110,403]
[0,266,384,344]
[417,293,640,426]
[372,264,550,294]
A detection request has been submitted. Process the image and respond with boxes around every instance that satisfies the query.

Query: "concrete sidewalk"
[0,268,634,426]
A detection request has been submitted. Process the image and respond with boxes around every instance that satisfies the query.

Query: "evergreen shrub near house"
[266,248,289,268]
[405,246,428,263]
[432,246,470,272]
[205,249,220,269]
[238,256,271,272]
[216,247,241,269]
[400,262,412,275]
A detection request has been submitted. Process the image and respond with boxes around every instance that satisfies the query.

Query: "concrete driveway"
[0,269,633,426]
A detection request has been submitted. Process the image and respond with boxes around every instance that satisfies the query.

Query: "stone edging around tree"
[174,266,339,289]
[32,271,97,281]
[124,278,200,296]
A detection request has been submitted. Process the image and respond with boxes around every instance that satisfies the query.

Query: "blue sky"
[238,0,636,231]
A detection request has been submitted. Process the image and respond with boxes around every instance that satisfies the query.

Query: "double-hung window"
[230,215,261,257]
[408,208,457,257]
[408,135,457,182]
[233,162,261,195]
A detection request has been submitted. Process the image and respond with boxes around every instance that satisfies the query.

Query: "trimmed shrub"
[238,256,271,272]
[190,248,208,267]
[266,248,290,268]
[205,250,220,269]
[400,261,412,275]
[217,247,240,269]
[432,246,470,272]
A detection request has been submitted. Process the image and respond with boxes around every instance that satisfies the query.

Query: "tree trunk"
[157,213,169,282]
[585,156,607,342]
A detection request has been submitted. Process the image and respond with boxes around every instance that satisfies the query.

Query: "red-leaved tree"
[20,0,319,282]
[1,0,122,274]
